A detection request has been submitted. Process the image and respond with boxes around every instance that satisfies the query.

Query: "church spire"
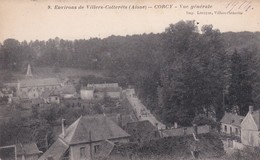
[26,64,33,78]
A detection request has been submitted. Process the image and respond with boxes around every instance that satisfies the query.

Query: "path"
[124,89,166,130]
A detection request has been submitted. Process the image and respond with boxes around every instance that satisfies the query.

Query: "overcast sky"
[0,0,259,42]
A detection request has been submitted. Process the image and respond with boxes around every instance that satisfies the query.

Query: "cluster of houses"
[1,64,122,106]
[2,65,260,159]
[220,105,260,147]
[4,98,259,160]
[37,114,208,160]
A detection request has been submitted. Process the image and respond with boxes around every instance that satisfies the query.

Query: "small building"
[241,106,260,146]
[16,143,42,160]
[125,120,160,143]
[0,143,42,160]
[220,112,244,137]
[80,86,94,100]
[39,115,130,160]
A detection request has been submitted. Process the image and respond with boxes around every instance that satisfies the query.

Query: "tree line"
[0,20,259,126]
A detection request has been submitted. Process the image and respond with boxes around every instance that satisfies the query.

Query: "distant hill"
[221,31,260,54]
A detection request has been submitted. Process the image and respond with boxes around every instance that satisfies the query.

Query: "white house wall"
[80,90,94,100]
[241,113,260,146]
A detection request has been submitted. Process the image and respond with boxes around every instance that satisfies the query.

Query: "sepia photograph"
[0,0,260,159]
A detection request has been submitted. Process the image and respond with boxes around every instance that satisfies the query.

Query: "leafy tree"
[160,21,227,126]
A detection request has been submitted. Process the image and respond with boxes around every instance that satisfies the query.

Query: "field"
[0,67,105,82]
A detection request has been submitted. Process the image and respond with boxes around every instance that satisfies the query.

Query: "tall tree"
[227,49,253,115]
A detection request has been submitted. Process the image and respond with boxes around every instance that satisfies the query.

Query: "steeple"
[26,64,33,78]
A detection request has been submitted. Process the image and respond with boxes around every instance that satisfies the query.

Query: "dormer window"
[231,119,235,123]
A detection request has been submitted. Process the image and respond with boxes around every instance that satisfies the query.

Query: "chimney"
[193,124,198,136]
[249,106,254,114]
[61,119,65,138]
[174,122,178,128]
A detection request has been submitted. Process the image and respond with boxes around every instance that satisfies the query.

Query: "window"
[94,145,100,153]
[235,128,238,135]
[224,125,227,132]
[230,127,232,134]
[80,147,86,159]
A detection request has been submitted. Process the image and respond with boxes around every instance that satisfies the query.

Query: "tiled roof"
[38,139,69,160]
[20,78,61,87]
[61,115,130,145]
[95,87,121,92]
[220,112,244,127]
[58,85,76,94]
[107,114,136,127]
[41,89,59,98]
[16,143,42,156]
[41,89,53,98]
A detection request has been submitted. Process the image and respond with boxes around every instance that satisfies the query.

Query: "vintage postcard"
[0,0,260,160]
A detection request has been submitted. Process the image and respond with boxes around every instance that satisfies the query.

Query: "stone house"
[80,86,94,100]
[16,143,42,160]
[220,112,244,137]
[0,143,42,160]
[39,115,130,160]
[18,78,62,99]
[241,106,260,146]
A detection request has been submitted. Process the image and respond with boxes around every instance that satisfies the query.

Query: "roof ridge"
[68,116,83,144]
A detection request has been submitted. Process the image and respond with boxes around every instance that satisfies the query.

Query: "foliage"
[192,114,220,130]
[0,20,259,126]
[159,21,227,126]
[227,49,254,115]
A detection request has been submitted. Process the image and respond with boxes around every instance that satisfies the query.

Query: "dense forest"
[0,20,259,126]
